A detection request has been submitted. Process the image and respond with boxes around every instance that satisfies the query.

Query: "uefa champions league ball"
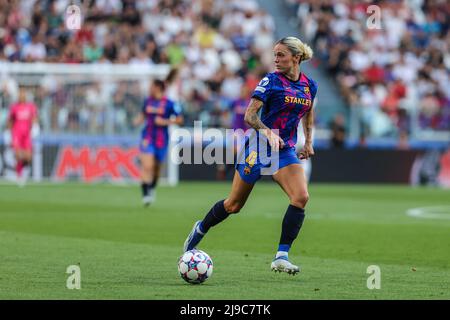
[178,249,213,284]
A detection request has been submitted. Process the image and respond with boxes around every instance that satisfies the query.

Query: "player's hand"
[299,142,314,159]
[155,116,171,126]
[133,114,144,127]
[265,129,285,152]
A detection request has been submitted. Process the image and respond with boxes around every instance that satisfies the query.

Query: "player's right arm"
[133,113,144,127]
[244,98,285,152]
[154,114,183,126]
[133,111,145,127]
[134,98,148,127]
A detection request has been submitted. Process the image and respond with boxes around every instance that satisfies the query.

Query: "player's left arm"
[154,115,183,126]
[155,102,184,126]
[171,114,184,126]
[299,104,315,160]
[299,79,318,160]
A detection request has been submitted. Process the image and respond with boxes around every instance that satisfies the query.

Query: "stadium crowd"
[1,0,448,139]
[286,0,449,138]
[0,0,275,133]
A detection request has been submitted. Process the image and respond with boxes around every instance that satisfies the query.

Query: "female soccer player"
[7,86,39,185]
[134,79,183,206]
[183,37,318,275]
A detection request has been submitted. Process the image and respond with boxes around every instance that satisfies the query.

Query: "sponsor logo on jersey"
[284,95,312,106]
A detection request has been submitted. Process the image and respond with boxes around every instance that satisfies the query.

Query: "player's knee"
[142,163,153,172]
[225,201,244,214]
[290,191,309,208]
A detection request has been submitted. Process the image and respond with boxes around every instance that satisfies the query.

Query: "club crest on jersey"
[244,166,251,175]
[141,139,149,147]
[304,87,310,94]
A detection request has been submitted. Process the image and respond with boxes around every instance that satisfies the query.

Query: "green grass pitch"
[0,181,449,299]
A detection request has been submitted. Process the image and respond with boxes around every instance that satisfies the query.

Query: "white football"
[178,249,213,284]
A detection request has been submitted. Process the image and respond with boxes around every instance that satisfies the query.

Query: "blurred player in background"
[6,86,39,186]
[217,85,251,180]
[134,79,183,206]
[183,37,318,275]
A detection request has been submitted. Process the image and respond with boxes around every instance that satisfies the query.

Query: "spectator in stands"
[22,33,46,62]
[290,0,449,139]
[2,0,446,139]
[0,0,279,134]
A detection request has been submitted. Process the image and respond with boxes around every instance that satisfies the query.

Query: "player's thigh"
[154,160,161,171]
[140,153,155,171]
[13,148,22,159]
[153,160,163,177]
[22,149,32,162]
[154,146,167,166]
[224,170,254,213]
[14,147,28,161]
[273,163,309,207]
[12,135,22,158]
[22,136,33,161]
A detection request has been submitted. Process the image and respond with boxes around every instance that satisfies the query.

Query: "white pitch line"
[406,206,450,220]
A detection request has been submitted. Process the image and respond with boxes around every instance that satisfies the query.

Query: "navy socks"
[142,179,157,197]
[278,205,305,252]
[141,183,149,197]
[196,201,305,256]
[200,200,230,233]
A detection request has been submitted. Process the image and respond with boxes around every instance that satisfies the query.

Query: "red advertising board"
[54,146,140,182]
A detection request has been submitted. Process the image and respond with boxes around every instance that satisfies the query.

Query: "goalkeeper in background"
[5,86,39,185]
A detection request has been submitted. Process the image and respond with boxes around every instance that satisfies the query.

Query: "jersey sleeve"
[168,100,182,117]
[251,73,274,104]
[309,78,318,103]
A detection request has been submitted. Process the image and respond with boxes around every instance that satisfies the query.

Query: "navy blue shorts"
[235,145,300,184]
[139,139,168,162]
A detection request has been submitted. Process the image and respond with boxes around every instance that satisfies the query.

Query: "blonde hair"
[276,36,313,63]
